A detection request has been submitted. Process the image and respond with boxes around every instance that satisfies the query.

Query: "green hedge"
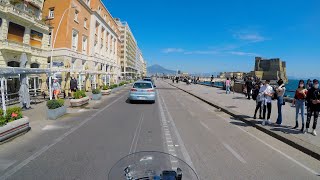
[47,99,65,109]
[109,84,118,89]
[102,85,109,90]
[0,106,23,126]
[92,89,101,94]
[74,90,87,99]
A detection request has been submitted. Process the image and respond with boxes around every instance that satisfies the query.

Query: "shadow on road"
[230,121,249,127]
[125,98,155,105]
[270,127,301,134]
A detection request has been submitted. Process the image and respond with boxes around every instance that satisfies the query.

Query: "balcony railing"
[0,40,46,55]
[0,1,47,30]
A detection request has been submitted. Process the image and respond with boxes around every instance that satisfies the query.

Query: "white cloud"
[229,51,260,57]
[184,50,218,55]
[162,48,184,53]
[233,30,268,42]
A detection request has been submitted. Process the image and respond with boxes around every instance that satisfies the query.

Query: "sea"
[201,79,313,98]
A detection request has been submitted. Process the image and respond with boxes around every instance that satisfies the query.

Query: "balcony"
[0,1,48,31]
[0,39,47,57]
[25,0,44,9]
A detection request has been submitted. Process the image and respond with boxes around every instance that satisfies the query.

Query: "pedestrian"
[246,77,254,100]
[275,79,286,125]
[225,78,231,94]
[175,76,179,83]
[211,75,214,86]
[261,80,274,126]
[306,79,313,90]
[172,77,175,83]
[70,77,78,98]
[197,77,200,84]
[253,82,263,119]
[292,80,308,132]
[305,79,320,136]
[230,78,235,94]
[52,78,61,100]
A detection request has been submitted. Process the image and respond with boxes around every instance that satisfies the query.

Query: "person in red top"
[293,80,308,132]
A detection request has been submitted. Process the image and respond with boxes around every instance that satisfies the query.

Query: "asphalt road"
[0,80,320,179]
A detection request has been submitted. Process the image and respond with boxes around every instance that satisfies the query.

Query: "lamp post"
[49,5,77,100]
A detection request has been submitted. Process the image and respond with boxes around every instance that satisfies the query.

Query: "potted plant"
[70,90,90,107]
[0,106,30,142]
[91,89,102,100]
[46,99,66,120]
[101,85,111,95]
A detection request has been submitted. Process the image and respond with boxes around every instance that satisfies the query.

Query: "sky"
[104,0,320,78]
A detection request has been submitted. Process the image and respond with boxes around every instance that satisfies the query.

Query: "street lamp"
[49,5,77,100]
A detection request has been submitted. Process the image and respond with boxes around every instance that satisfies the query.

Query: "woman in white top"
[276,79,286,125]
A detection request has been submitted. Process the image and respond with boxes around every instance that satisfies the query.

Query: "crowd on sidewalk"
[225,77,320,136]
[47,77,79,100]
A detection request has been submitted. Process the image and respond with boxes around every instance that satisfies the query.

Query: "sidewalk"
[165,80,320,160]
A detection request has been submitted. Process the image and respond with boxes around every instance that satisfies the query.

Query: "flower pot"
[70,96,90,107]
[47,106,67,120]
[0,117,30,142]
[92,93,102,100]
[101,89,111,95]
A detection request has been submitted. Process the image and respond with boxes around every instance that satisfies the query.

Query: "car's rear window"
[133,83,153,89]
[143,79,152,82]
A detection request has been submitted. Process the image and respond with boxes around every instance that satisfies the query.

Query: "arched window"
[7,61,20,67]
[30,63,39,68]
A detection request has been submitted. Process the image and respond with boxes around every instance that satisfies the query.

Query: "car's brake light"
[131,88,137,91]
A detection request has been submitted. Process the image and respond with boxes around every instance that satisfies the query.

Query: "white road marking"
[0,93,127,180]
[200,121,210,131]
[159,91,197,172]
[129,113,144,154]
[133,114,144,153]
[222,142,247,164]
[41,125,67,131]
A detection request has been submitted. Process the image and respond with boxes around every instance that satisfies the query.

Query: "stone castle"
[250,57,288,82]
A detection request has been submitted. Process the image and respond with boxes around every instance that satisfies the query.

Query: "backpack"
[252,89,259,101]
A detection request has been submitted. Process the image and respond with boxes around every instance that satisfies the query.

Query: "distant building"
[219,72,245,79]
[250,57,287,82]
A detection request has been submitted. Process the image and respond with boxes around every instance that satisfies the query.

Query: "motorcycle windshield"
[108,151,199,180]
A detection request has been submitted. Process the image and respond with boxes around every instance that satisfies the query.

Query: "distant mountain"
[147,64,176,75]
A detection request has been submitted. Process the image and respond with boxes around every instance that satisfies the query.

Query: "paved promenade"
[165,79,320,160]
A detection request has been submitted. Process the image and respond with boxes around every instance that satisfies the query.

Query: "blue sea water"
[201,79,314,98]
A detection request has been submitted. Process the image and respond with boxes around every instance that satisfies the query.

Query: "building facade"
[43,0,121,92]
[0,0,50,94]
[250,57,288,82]
[115,18,139,79]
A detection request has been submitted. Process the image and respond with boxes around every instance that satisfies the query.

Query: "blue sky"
[105,0,320,78]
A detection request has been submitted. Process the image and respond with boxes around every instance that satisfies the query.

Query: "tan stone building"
[43,0,121,92]
[0,0,50,94]
[250,57,288,82]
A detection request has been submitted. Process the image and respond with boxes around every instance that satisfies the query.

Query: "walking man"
[305,79,320,136]
[246,77,254,100]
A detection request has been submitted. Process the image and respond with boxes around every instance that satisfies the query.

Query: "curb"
[166,81,320,161]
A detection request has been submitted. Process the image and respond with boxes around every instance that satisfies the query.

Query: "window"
[48,32,52,47]
[72,30,79,51]
[84,18,87,29]
[82,36,87,53]
[86,0,90,5]
[98,6,101,14]
[104,14,107,21]
[48,8,54,19]
[74,10,79,22]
